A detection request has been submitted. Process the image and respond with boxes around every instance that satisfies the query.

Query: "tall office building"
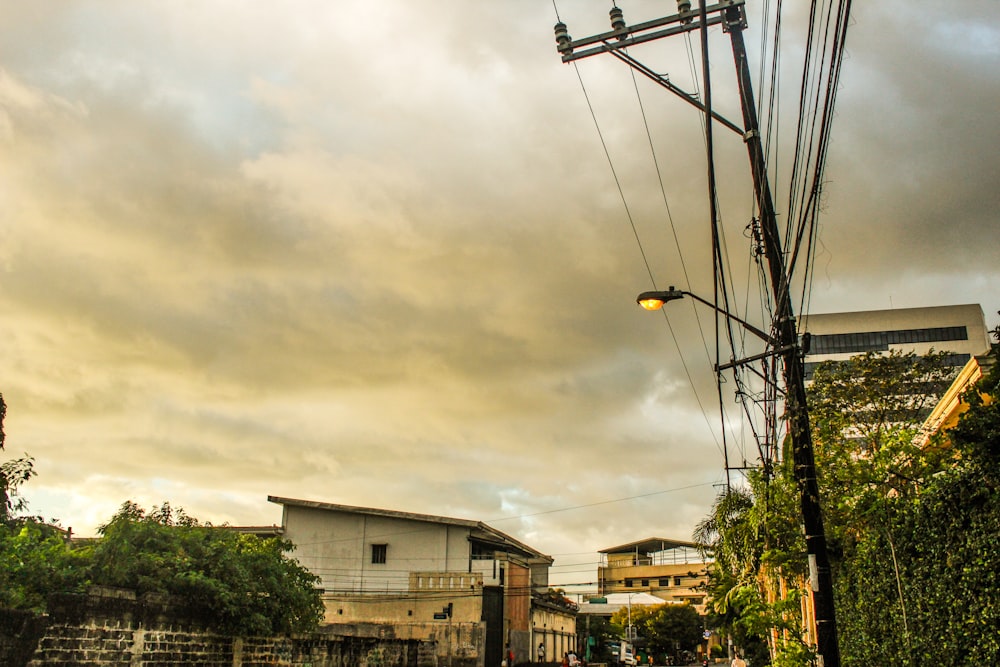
[799,304,992,379]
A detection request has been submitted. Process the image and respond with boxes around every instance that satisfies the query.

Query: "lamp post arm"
[674,289,778,346]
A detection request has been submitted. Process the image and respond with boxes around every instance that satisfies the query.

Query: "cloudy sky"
[2,1,997,592]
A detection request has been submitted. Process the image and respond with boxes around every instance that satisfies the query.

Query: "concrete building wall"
[800,304,991,366]
[599,563,709,612]
[531,607,576,664]
[280,505,475,593]
[271,498,554,667]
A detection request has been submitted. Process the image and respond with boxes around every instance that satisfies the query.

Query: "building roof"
[577,592,672,616]
[599,537,698,554]
[268,495,552,563]
[224,525,284,537]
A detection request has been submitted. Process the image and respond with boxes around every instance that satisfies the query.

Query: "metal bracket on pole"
[556,0,745,63]
[714,344,795,373]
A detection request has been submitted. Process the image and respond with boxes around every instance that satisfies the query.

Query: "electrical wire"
[567,53,726,456]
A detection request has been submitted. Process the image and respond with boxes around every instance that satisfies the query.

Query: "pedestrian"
[731,652,746,667]
[538,643,546,663]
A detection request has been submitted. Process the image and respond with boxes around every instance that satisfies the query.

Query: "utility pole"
[554,3,840,665]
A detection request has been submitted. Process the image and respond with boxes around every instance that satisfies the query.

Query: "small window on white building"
[371,543,388,564]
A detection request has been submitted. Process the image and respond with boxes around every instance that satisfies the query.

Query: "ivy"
[697,348,1000,665]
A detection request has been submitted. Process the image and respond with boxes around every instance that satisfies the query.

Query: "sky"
[1,1,998,594]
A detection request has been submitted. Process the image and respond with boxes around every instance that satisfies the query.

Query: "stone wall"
[0,589,431,667]
[0,608,46,666]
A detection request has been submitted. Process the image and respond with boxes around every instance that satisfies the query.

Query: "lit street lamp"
[636,287,777,347]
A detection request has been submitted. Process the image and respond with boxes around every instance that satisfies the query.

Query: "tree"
[1,397,325,634]
[645,604,703,657]
[0,393,87,610]
[610,603,703,661]
[808,347,1000,665]
[693,349,961,666]
[1,393,36,524]
[0,521,90,611]
[577,613,615,663]
[87,501,325,635]
[807,350,957,536]
[695,476,806,666]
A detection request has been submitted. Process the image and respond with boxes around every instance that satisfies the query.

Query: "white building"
[799,303,991,379]
[269,496,565,667]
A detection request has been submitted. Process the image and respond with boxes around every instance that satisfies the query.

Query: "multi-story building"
[799,303,992,380]
[268,496,565,667]
[596,538,708,613]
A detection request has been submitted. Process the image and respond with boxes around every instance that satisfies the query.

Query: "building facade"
[269,496,560,667]
[799,303,991,379]
[530,592,578,665]
[596,538,709,613]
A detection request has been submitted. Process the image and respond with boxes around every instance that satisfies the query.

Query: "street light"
[636,287,777,346]
[637,284,839,665]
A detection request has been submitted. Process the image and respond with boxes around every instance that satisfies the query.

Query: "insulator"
[554,22,572,53]
[677,0,692,15]
[609,7,626,35]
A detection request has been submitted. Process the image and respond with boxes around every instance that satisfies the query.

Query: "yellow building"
[915,353,995,448]
[597,538,708,613]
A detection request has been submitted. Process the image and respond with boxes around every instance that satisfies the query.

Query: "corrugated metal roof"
[599,536,698,554]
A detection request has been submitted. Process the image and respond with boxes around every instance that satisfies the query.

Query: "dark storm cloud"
[1,1,996,585]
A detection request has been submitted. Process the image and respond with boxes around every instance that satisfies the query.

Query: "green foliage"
[812,348,1000,666]
[0,520,89,611]
[0,455,35,523]
[1,393,37,523]
[88,501,324,635]
[0,393,85,611]
[645,604,703,655]
[1,397,324,636]
[695,471,805,666]
[808,350,957,537]
[577,613,615,662]
[610,603,703,657]
[695,349,977,666]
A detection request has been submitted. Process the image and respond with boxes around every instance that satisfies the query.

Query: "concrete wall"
[800,303,992,364]
[530,606,576,664]
[598,563,709,611]
[1,590,435,667]
[281,506,477,592]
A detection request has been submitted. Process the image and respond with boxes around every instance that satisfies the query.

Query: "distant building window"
[674,576,682,586]
[807,326,969,356]
[371,543,388,564]
[659,578,671,587]
[804,353,970,381]
[641,579,649,587]
[626,579,635,588]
